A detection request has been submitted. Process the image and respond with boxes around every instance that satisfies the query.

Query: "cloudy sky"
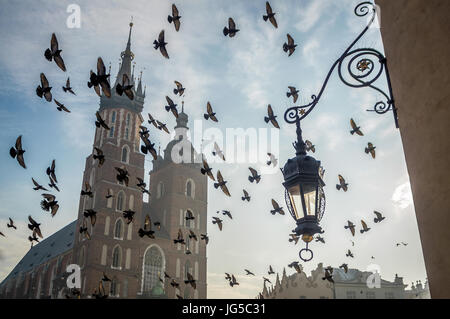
[0,0,427,298]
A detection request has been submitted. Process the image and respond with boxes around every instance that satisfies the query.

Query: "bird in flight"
[336,175,348,192]
[212,217,223,231]
[344,221,356,237]
[83,209,97,226]
[365,142,376,159]
[54,100,71,113]
[204,102,218,122]
[173,80,185,96]
[173,228,185,244]
[270,199,285,215]
[229,275,239,287]
[44,33,66,72]
[185,273,197,289]
[221,210,232,220]
[268,265,275,275]
[32,178,48,191]
[7,218,16,230]
[164,96,178,118]
[62,77,75,95]
[241,189,251,202]
[288,261,302,273]
[263,2,278,28]
[287,86,299,103]
[154,30,169,59]
[264,105,280,129]
[339,263,349,273]
[360,220,371,234]
[138,215,155,239]
[305,140,316,153]
[93,147,105,167]
[28,216,43,240]
[322,267,334,283]
[200,234,209,245]
[116,74,134,100]
[80,182,93,198]
[266,153,278,167]
[156,120,170,134]
[115,167,129,187]
[346,249,354,258]
[373,211,385,223]
[283,34,297,56]
[315,235,325,244]
[88,57,111,98]
[40,194,59,217]
[36,73,52,102]
[289,234,300,245]
[10,135,26,169]
[148,113,159,129]
[248,167,261,184]
[200,159,215,181]
[350,118,364,136]
[214,170,231,197]
[223,18,239,37]
[140,135,158,160]
[245,269,255,276]
[212,142,226,161]
[123,210,135,225]
[95,111,110,130]
[168,4,181,32]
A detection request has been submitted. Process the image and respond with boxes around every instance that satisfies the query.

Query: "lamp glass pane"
[288,185,302,219]
[302,183,317,216]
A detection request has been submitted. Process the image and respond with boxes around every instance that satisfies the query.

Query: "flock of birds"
[1,2,410,299]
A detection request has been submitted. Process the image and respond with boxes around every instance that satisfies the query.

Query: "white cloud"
[392,182,414,210]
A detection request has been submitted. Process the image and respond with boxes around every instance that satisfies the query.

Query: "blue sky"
[0,0,427,298]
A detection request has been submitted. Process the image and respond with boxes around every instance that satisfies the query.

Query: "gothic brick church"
[0,23,208,299]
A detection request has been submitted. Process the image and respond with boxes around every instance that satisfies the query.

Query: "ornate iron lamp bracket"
[284,2,399,128]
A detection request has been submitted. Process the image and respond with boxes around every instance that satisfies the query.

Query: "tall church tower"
[148,107,208,299]
[71,22,147,297]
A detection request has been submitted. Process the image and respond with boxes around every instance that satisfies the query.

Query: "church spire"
[115,20,135,87]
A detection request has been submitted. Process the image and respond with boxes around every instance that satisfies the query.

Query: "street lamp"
[281,2,398,262]
[282,119,325,262]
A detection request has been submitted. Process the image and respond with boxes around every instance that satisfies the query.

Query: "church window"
[186,179,195,199]
[142,246,164,293]
[110,278,118,297]
[101,245,107,265]
[184,260,191,281]
[106,189,113,208]
[114,219,124,239]
[78,246,86,268]
[109,126,115,138]
[116,192,125,211]
[112,246,122,269]
[104,216,110,235]
[121,146,129,163]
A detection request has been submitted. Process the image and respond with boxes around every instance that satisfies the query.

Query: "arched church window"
[157,182,164,199]
[110,278,118,297]
[143,246,164,293]
[78,246,86,268]
[186,181,192,198]
[116,192,125,211]
[109,126,115,138]
[112,246,122,269]
[121,146,129,163]
[184,260,191,281]
[109,111,116,138]
[114,219,123,239]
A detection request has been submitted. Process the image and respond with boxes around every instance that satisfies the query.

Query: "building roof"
[0,220,77,287]
[332,267,404,286]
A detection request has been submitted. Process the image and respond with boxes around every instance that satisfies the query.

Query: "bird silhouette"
[115,167,129,187]
[212,142,226,161]
[346,249,354,258]
[263,2,278,28]
[44,33,66,72]
[164,96,178,118]
[339,263,348,273]
[336,175,348,192]
[83,209,97,226]
[36,73,52,102]
[289,234,300,245]
[95,111,110,130]
[283,34,297,56]
[222,210,232,219]
[344,221,356,237]
[264,104,280,129]
[168,4,181,31]
[241,189,251,202]
[365,142,376,159]
[138,215,155,239]
[173,80,185,96]
[305,140,315,153]
[200,159,215,181]
[123,210,135,225]
[10,136,26,169]
[266,153,278,167]
[54,100,70,113]
[212,217,223,231]
[223,18,239,37]
[350,118,364,136]
[322,267,334,283]
[315,235,325,244]
[154,30,169,59]
[62,77,75,95]
[204,102,218,122]
[270,199,285,215]
[93,147,105,167]
[268,265,275,275]
[360,220,371,234]
[173,228,185,244]
[116,74,134,100]
[40,194,59,217]
[229,275,239,287]
[287,86,299,103]
[80,182,93,198]
[214,170,231,197]
[373,211,385,223]
[184,273,197,289]
[200,234,209,245]
[31,178,48,191]
[248,167,261,184]
[245,269,255,276]
[88,57,111,97]
[7,218,16,230]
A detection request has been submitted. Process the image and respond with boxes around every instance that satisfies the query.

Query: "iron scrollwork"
[284,1,398,128]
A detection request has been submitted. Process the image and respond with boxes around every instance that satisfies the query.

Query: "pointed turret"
[114,21,135,88]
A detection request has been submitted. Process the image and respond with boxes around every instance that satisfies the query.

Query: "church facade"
[0,23,207,299]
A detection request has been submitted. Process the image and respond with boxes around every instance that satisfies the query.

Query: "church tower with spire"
[0,22,207,300]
